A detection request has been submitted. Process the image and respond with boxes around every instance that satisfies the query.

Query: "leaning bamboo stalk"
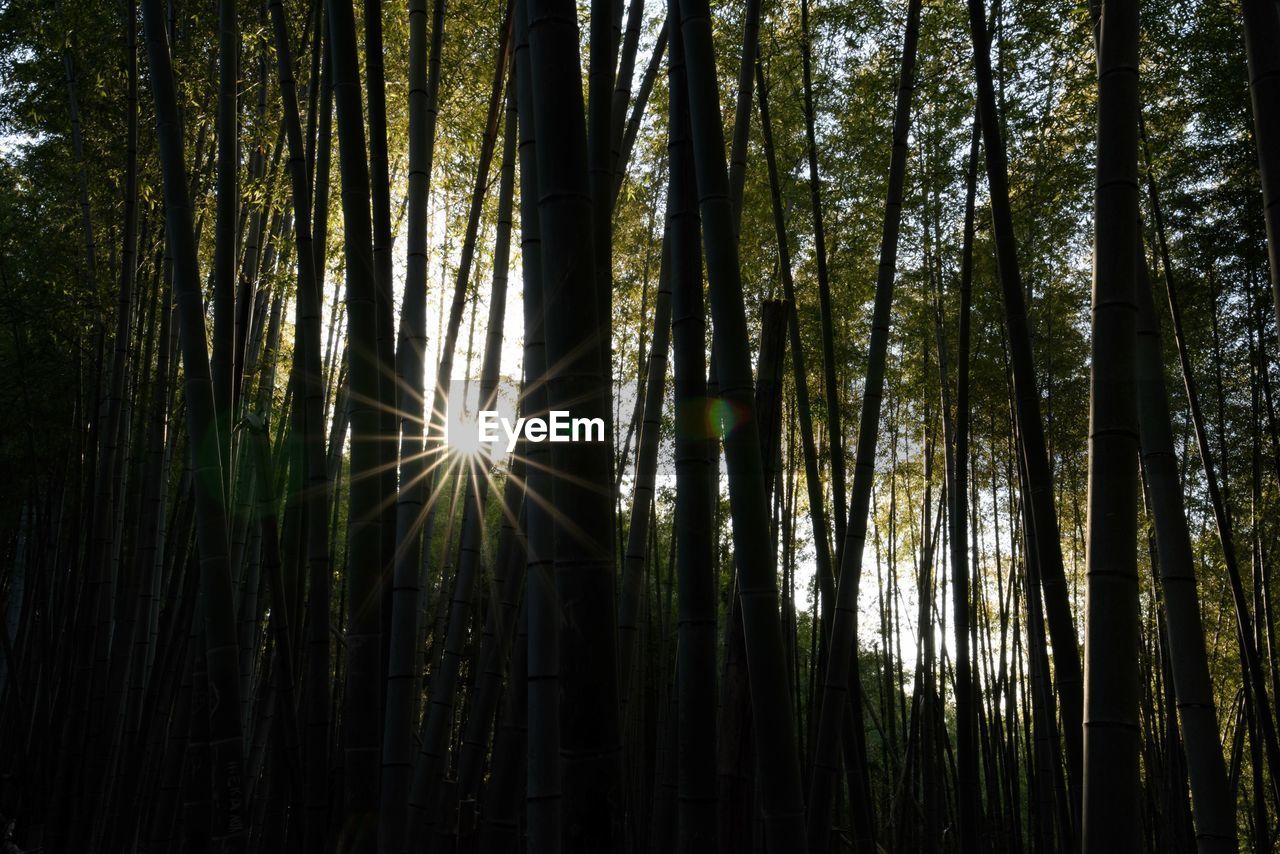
[799,0,846,554]
[726,0,761,232]
[611,23,669,208]
[362,0,400,698]
[807,0,921,847]
[78,9,145,836]
[263,1,333,845]
[756,61,835,617]
[414,2,511,700]
[1134,235,1235,852]
[608,0,647,183]
[139,1,247,846]
[675,0,808,847]
[617,227,672,707]
[964,0,1084,821]
[1146,153,1280,813]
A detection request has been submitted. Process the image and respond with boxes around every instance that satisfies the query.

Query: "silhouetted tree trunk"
[302,11,335,848]
[140,0,247,846]
[800,0,846,555]
[757,62,835,618]
[263,0,333,849]
[1134,118,1238,852]
[1240,0,1280,336]
[726,0,760,233]
[523,1,625,850]
[212,0,236,511]
[380,2,445,849]
[611,23,668,207]
[1134,239,1236,851]
[1150,159,1280,816]
[325,0,385,843]
[949,108,981,854]
[676,0,808,847]
[513,2,560,848]
[964,0,1083,824]
[1082,0,1141,846]
[618,229,672,705]
[667,18,717,849]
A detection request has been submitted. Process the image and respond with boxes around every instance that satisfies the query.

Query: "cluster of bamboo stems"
[3,0,1280,851]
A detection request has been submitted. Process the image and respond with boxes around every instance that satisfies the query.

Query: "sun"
[445,411,486,459]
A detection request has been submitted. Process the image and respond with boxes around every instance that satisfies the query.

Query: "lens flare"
[446,416,485,459]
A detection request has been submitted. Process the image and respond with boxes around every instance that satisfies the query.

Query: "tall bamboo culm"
[1082,0,1141,848]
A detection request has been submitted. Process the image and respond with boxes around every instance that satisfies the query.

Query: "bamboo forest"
[4,0,1280,850]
